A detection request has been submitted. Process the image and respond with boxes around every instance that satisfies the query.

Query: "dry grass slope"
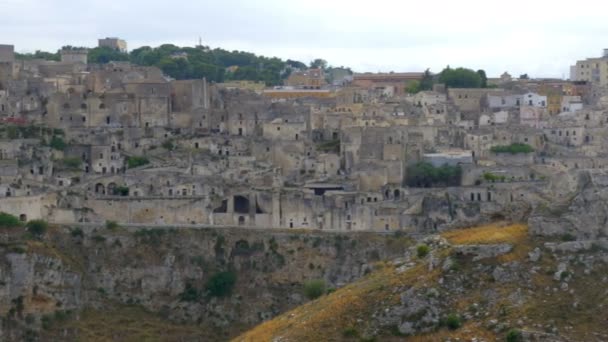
[235,223,531,342]
[441,222,527,245]
[43,305,215,342]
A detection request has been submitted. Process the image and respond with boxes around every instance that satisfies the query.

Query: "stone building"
[98,37,128,52]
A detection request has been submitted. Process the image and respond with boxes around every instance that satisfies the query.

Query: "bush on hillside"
[26,220,48,236]
[506,328,523,342]
[444,313,462,330]
[303,279,327,300]
[417,244,430,258]
[0,212,23,228]
[205,271,237,298]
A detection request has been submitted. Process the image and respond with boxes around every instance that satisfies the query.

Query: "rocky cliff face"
[0,226,412,341]
[529,170,608,239]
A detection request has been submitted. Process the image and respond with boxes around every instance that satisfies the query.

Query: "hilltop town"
[1,40,607,237]
[3,39,608,341]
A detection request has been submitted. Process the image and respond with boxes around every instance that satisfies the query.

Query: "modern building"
[570,49,608,86]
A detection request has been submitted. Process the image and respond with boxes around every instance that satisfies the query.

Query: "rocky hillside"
[0,224,413,341]
[236,223,608,342]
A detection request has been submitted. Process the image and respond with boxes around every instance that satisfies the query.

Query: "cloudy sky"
[2,0,608,78]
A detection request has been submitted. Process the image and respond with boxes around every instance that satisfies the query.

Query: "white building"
[521,92,547,107]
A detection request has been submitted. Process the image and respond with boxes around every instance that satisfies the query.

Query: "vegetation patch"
[490,143,534,154]
[0,212,23,228]
[303,279,327,300]
[316,139,340,153]
[406,162,462,187]
[205,271,237,298]
[126,156,150,169]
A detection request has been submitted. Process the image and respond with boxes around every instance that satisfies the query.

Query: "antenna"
[198,36,202,48]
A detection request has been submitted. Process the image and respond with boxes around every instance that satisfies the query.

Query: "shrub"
[445,313,462,330]
[26,220,48,236]
[490,143,534,154]
[303,279,326,300]
[105,220,119,230]
[561,233,576,242]
[91,235,106,243]
[483,172,506,183]
[49,136,67,151]
[126,156,150,169]
[316,139,340,153]
[0,212,23,228]
[179,282,202,302]
[416,244,430,258]
[113,186,129,196]
[205,271,237,297]
[342,327,359,338]
[61,157,82,170]
[162,140,175,150]
[70,228,84,238]
[506,328,523,342]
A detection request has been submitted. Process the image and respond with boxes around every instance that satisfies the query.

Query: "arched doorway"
[234,195,250,214]
[95,183,105,195]
[107,183,117,195]
[238,216,245,226]
[19,214,27,222]
[394,189,400,200]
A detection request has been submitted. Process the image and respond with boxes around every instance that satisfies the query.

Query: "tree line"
[15,44,322,86]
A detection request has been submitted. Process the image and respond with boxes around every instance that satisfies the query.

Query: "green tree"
[88,46,129,64]
[477,69,488,88]
[439,67,482,88]
[286,59,307,70]
[419,68,434,91]
[405,162,462,187]
[406,80,421,94]
[310,58,328,70]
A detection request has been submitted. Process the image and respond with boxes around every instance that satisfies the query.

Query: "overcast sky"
[2,0,608,78]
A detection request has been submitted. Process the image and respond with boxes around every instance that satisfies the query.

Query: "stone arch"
[107,182,117,195]
[238,216,245,226]
[95,183,105,195]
